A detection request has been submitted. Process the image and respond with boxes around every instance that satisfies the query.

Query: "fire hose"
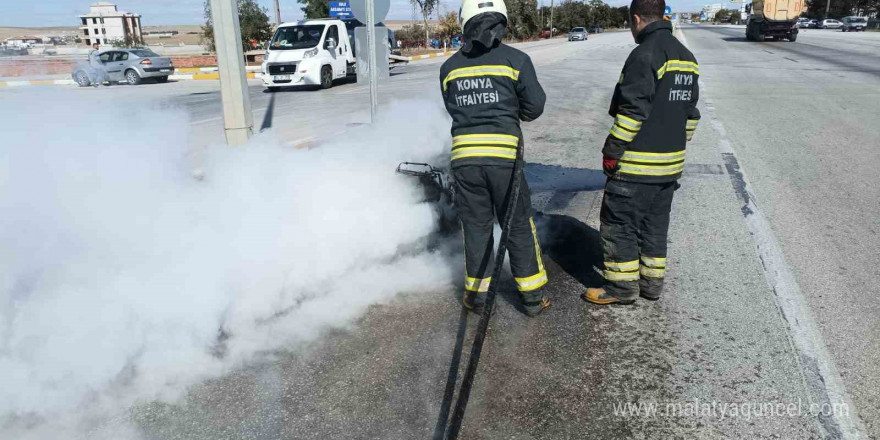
[444,141,526,439]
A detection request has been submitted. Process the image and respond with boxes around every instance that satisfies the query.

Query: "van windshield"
[270,25,325,50]
[849,17,867,23]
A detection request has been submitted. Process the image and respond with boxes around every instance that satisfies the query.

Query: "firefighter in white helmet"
[440,0,550,316]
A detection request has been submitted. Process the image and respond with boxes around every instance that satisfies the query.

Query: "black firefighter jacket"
[604,20,701,183]
[440,14,546,168]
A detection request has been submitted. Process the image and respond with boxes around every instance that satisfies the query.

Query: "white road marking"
[678,27,868,440]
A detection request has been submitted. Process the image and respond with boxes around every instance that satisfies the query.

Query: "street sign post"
[350,0,390,24]
[350,0,390,122]
[329,1,353,18]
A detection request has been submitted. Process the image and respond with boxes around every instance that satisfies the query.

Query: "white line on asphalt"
[678,28,868,440]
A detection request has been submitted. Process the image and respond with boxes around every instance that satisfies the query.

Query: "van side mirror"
[326,37,337,50]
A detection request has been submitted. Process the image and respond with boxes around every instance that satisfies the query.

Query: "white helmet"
[459,0,508,29]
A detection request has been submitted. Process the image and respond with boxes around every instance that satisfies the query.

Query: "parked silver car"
[568,27,588,41]
[72,48,174,86]
[817,19,843,29]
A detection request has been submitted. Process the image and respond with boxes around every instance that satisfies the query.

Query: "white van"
[261,19,354,91]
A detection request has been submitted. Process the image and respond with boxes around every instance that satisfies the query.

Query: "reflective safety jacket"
[604,20,701,183]
[440,33,546,168]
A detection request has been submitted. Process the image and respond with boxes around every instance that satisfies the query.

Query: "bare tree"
[411,0,439,46]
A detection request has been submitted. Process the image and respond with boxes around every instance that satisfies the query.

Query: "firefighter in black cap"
[440,0,550,316]
[585,0,700,305]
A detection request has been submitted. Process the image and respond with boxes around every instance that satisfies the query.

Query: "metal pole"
[274,0,282,25]
[366,0,379,121]
[549,0,554,37]
[824,0,831,18]
[210,0,253,146]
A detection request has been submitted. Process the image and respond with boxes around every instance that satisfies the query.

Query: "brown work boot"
[583,287,635,305]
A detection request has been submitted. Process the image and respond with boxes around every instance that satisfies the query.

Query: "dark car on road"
[841,16,868,31]
[589,25,604,33]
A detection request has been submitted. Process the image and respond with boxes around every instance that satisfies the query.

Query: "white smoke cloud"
[0,90,456,438]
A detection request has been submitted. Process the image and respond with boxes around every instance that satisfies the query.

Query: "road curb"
[175,66,262,73]
[170,72,260,81]
[0,72,262,87]
[405,50,457,61]
[0,79,76,87]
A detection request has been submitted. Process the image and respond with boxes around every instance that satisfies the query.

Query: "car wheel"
[320,65,333,89]
[156,76,169,83]
[75,71,91,87]
[788,32,797,42]
[126,69,142,85]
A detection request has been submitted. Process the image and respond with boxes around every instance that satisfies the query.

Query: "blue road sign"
[665,5,673,16]
[329,1,352,18]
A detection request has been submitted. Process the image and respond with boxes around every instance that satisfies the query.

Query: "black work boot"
[462,291,486,315]
[521,291,551,317]
[639,278,664,301]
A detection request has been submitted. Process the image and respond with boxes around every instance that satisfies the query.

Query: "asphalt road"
[6,26,878,439]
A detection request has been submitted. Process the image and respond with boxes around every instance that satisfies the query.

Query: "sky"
[0,0,706,28]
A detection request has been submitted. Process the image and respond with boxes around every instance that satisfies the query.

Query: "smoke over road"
[0,90,455,438]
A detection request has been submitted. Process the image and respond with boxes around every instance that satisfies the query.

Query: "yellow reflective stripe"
[518,216,547,292]
[465,276,492,292]
[529,217,545,274]
[450,146,517,160]
[515,271,548,292]
[610,125,636,142]
[453,139,519,147]
[604,270,640,282]
[453,133,519,142]
[686,119,699,129]
[657,60,700,79]
[618,72,624,84]
[615,114,642,130]
[605,260,639,272]
[453,136,519,147]
[621,150,685,164]
[640,265,666,278]
[640,256,666,268]
[442,65,520,91]
[686,131,695,141]
[618,162,684,176]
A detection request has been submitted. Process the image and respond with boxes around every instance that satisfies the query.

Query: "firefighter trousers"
[599,179,678,301]
[452,164,548,305]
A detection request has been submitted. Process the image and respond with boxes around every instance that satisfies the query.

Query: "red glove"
[602,157,619,175]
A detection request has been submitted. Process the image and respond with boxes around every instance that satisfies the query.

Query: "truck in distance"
[745,0,804,42]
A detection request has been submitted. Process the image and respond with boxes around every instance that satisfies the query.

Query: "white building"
[78,2,142,46]
[702,3,723,20]
[4,36,43,47]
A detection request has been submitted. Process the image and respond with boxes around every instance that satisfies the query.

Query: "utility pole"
[274,0,282,25]
[366,0,378,120]
[824,0,831,18]
[549,0,554,37]
[210,0,253,146]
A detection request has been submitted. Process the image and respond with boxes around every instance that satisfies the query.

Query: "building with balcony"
[78,2,142,46]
